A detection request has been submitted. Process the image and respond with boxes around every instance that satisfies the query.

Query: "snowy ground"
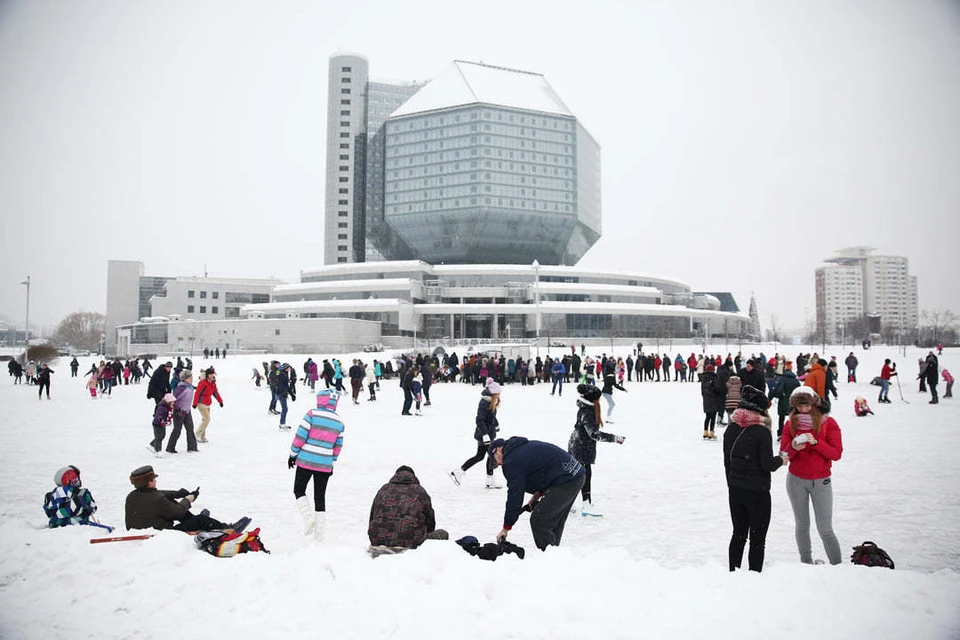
[1,344,958,639]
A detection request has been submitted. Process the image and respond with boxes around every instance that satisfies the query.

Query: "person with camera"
[124,465,249,533]
[780,386,844,565]
[489,436,585,551]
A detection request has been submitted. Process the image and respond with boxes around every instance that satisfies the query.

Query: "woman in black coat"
[700,365,723,440]
[723,385,788,572]
[568,384,623,515]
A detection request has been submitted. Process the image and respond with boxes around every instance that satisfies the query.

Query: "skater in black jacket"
[568,384,624,516]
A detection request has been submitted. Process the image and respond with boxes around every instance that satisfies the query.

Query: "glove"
[192,404,198,410]
[192,486,200,498]
[288,456,296,469]
[616,435,626,444]
[219,402,224,408]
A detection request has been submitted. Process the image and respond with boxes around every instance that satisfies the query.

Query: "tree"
[765,314,783,343]
[53,311,104,352]
[920,308,958,346]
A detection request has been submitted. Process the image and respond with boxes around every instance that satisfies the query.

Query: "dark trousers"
[37,380,50,398]
[402,389,413,414]
[167,410,198,452]
[351,378,362,402]
[150,425,165,452]
[580,464,593,503]
[174,513,229,532]
[293,467,331,511]
[530,474,585,550]
[777,414,787,438]
[422,383,431,404]
[703,412,716,432]
[461,439,494,475]
[728,486,772,572]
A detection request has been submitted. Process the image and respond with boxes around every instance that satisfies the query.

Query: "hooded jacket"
[367,468,437,549]
[700,370,723,413]
[804,361,827,399]
[499,437,584,530]
[474,390,499,442]
[290,391,344,473]
[567,398,618,465]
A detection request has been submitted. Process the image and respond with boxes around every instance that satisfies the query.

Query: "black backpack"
[850,541,894,569]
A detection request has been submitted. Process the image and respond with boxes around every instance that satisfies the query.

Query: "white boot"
[448,469,464,486]
[295,496,315,536]
[313,511,326,543]
[485,474,503,489]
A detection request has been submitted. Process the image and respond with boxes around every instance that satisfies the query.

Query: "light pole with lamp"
[20,276,30,362]
[532,260,541,358]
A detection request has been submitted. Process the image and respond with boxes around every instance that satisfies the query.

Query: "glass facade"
[138,277,172,319]
[381,105,600,265]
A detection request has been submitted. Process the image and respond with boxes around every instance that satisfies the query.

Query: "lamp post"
[532,260,541,358]
[839,323,844,348]
[20,276,30,362]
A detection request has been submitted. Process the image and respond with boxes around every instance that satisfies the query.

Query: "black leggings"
[580,464,594,503]
[461,439,494,475]
[293,467,332,511]
[703,412,716,432]
[38,381,50,398]
[728,486,772,572]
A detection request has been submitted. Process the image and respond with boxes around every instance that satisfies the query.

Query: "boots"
[313,511,326,543]
[709,430,717,440]
[485,474,503,489]
[448,469,464,486]
[296,496,315,536]
[703,430,710,440]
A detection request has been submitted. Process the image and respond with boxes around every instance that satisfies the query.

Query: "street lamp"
[20,276,30,362]
[532,260,541,357]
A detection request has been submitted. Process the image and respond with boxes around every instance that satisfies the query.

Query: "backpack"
[195,528,269,557]
[850,541,894,569]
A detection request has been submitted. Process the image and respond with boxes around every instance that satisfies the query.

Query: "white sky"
[1,0,959,332]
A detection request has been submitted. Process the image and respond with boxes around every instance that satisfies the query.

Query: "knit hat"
[180,369,193,380]
[789,386,820,410]
[316,389,340,411]
[705,364,715,372]
[129,465,157,488]
[162,393,175,404]
[738,385,771,412]
[164,361,173,367]
[577,383,602,402]
[485,378,501,395]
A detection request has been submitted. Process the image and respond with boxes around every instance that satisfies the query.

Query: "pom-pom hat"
[790,386,820,409]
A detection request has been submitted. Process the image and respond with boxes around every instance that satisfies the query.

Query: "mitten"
[616,435,625,444]
[288,456,296,469]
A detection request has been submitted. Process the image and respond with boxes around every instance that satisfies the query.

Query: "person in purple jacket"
[166,370,198,453]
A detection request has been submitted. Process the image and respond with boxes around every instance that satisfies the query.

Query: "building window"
[341,66,351,72]
[211,306,218,314]
[340,110,350,116]
[338,234,348,239]
[199,306,206,314]
[338,257,347,263]
[339,155,349,160]
[339,211,348,217]
[200,291,207,299]
[339,166,349,172]
[275,329,281,335]
[341,99,350,105]
[338,188,348,194]
[340,121,349,127]
[341,88,350,94]
[212,291,219,299]
[338,222,347,228]
[187,305,194,313]
[341,77,351,83]
[338,199,348,205]
[340,132,350,138]
[340,143,349,149]
[187,290,195,298]
[339,177,349,182]
[338,245,347,251]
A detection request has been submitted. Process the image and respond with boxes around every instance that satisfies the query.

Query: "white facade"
[149,277,281,321]
[104,260,146,353]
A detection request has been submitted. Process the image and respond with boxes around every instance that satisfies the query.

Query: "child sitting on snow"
[854,397,874,417]
[43,466,98,527]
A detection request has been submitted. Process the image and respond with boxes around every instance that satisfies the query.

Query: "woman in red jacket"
[193,367,223,443]
[780,386,843,565]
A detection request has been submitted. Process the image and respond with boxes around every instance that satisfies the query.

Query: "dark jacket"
[600,373,625,395]
[499,437,584,529]
[146,366,171,401]
[36,367,54,385]
[568,400,618,465]
[723,410,784,492]
[124,487,192,530]
[922,355,939,385]
[769,369,801,416]
[701,371,723,413]
[367,468,437,549]
[277,370,291,397]
[474,391,499,442]
[739,366,765,393]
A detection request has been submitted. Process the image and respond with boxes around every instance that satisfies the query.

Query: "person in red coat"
[878,359,897,403]
[193,367,223,443]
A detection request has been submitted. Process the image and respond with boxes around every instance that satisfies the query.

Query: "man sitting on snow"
[125,465,250,533]
[367,465,448,555]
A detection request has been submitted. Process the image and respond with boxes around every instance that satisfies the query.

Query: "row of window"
[389,171,572,190]
[394,110,572,130]
[387,123,572,143]
[187,305,218,314]
[187,290,218,299]
[388,138,573,158]
[390,186,572,204]
[388,199,574,214]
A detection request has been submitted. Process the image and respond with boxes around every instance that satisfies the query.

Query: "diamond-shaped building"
[378,61,600,265]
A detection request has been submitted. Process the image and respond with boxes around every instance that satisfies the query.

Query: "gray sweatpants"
[785,473,842,565]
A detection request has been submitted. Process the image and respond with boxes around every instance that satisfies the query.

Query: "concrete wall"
[105,260,143,353]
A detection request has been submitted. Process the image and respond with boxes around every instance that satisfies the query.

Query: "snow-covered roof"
[391,61,573,118]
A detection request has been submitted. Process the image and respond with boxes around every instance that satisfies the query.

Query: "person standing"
[917,358,928,393]
[333,359,345,392]
[69,357,79,377]
[550,358,566,396]
[878,359,896,403]
[781,386,844,565]
[489,436,586,551]
[192,367,223,444]
[36,363,54,400]
[149,393,175,457]
[769,363,801,438]
[400,364,416,416]
[147,361,172,405]
[348,359,364,405]
[920,352,939,404]
[449,378,502,489]
[844,352,858,383]
[167,370,198,453]
[288,389,344,542]
[277,363,292,429]
[421,364,433,406]
[724,374,742,425]
[700,364,722,440]
[568,384,624,516]
[723,385,788,572]
[941,368,954,398]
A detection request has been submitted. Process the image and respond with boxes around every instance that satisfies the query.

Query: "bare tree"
[920,308,958,345]
[765,314,783,343]
[53,311,104,352]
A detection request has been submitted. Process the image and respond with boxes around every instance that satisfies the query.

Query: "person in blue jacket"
[550,359,566,396]
[489,436,585,551]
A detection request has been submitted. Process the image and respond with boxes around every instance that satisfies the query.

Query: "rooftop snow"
[390,60,574,118]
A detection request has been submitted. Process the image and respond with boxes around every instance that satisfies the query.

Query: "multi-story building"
[325,55,600,266]
[815,247,918,342]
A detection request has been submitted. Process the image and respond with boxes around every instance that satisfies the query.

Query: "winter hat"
[162,393,176,404]
[316,389,341,412]
[488,438,506,458]
[789,386,820,410]
[577,383,602,403]
[738,385,771,412]
[485,378,501,395]
[55,465,81,488]
[164,361,173,367]
[180,369,193,380]
[705,364,715,372]
[129,465,157,488]
[205,367,216,375]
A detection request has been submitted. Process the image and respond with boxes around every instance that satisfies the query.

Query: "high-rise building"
[815,246,918,342]
[324,55,600,266]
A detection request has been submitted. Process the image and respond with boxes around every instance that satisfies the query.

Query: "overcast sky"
[1,0,958,333]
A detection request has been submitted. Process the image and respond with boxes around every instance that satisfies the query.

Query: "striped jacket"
[290,407,344,473]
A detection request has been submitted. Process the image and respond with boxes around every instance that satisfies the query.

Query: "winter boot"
[313,511,326,543]
[448,469,464,486]
[296,496,316,536]
[581,500,603,517]
[708,430,717,440]
[703,430,710,440]
[485,474,503,489]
